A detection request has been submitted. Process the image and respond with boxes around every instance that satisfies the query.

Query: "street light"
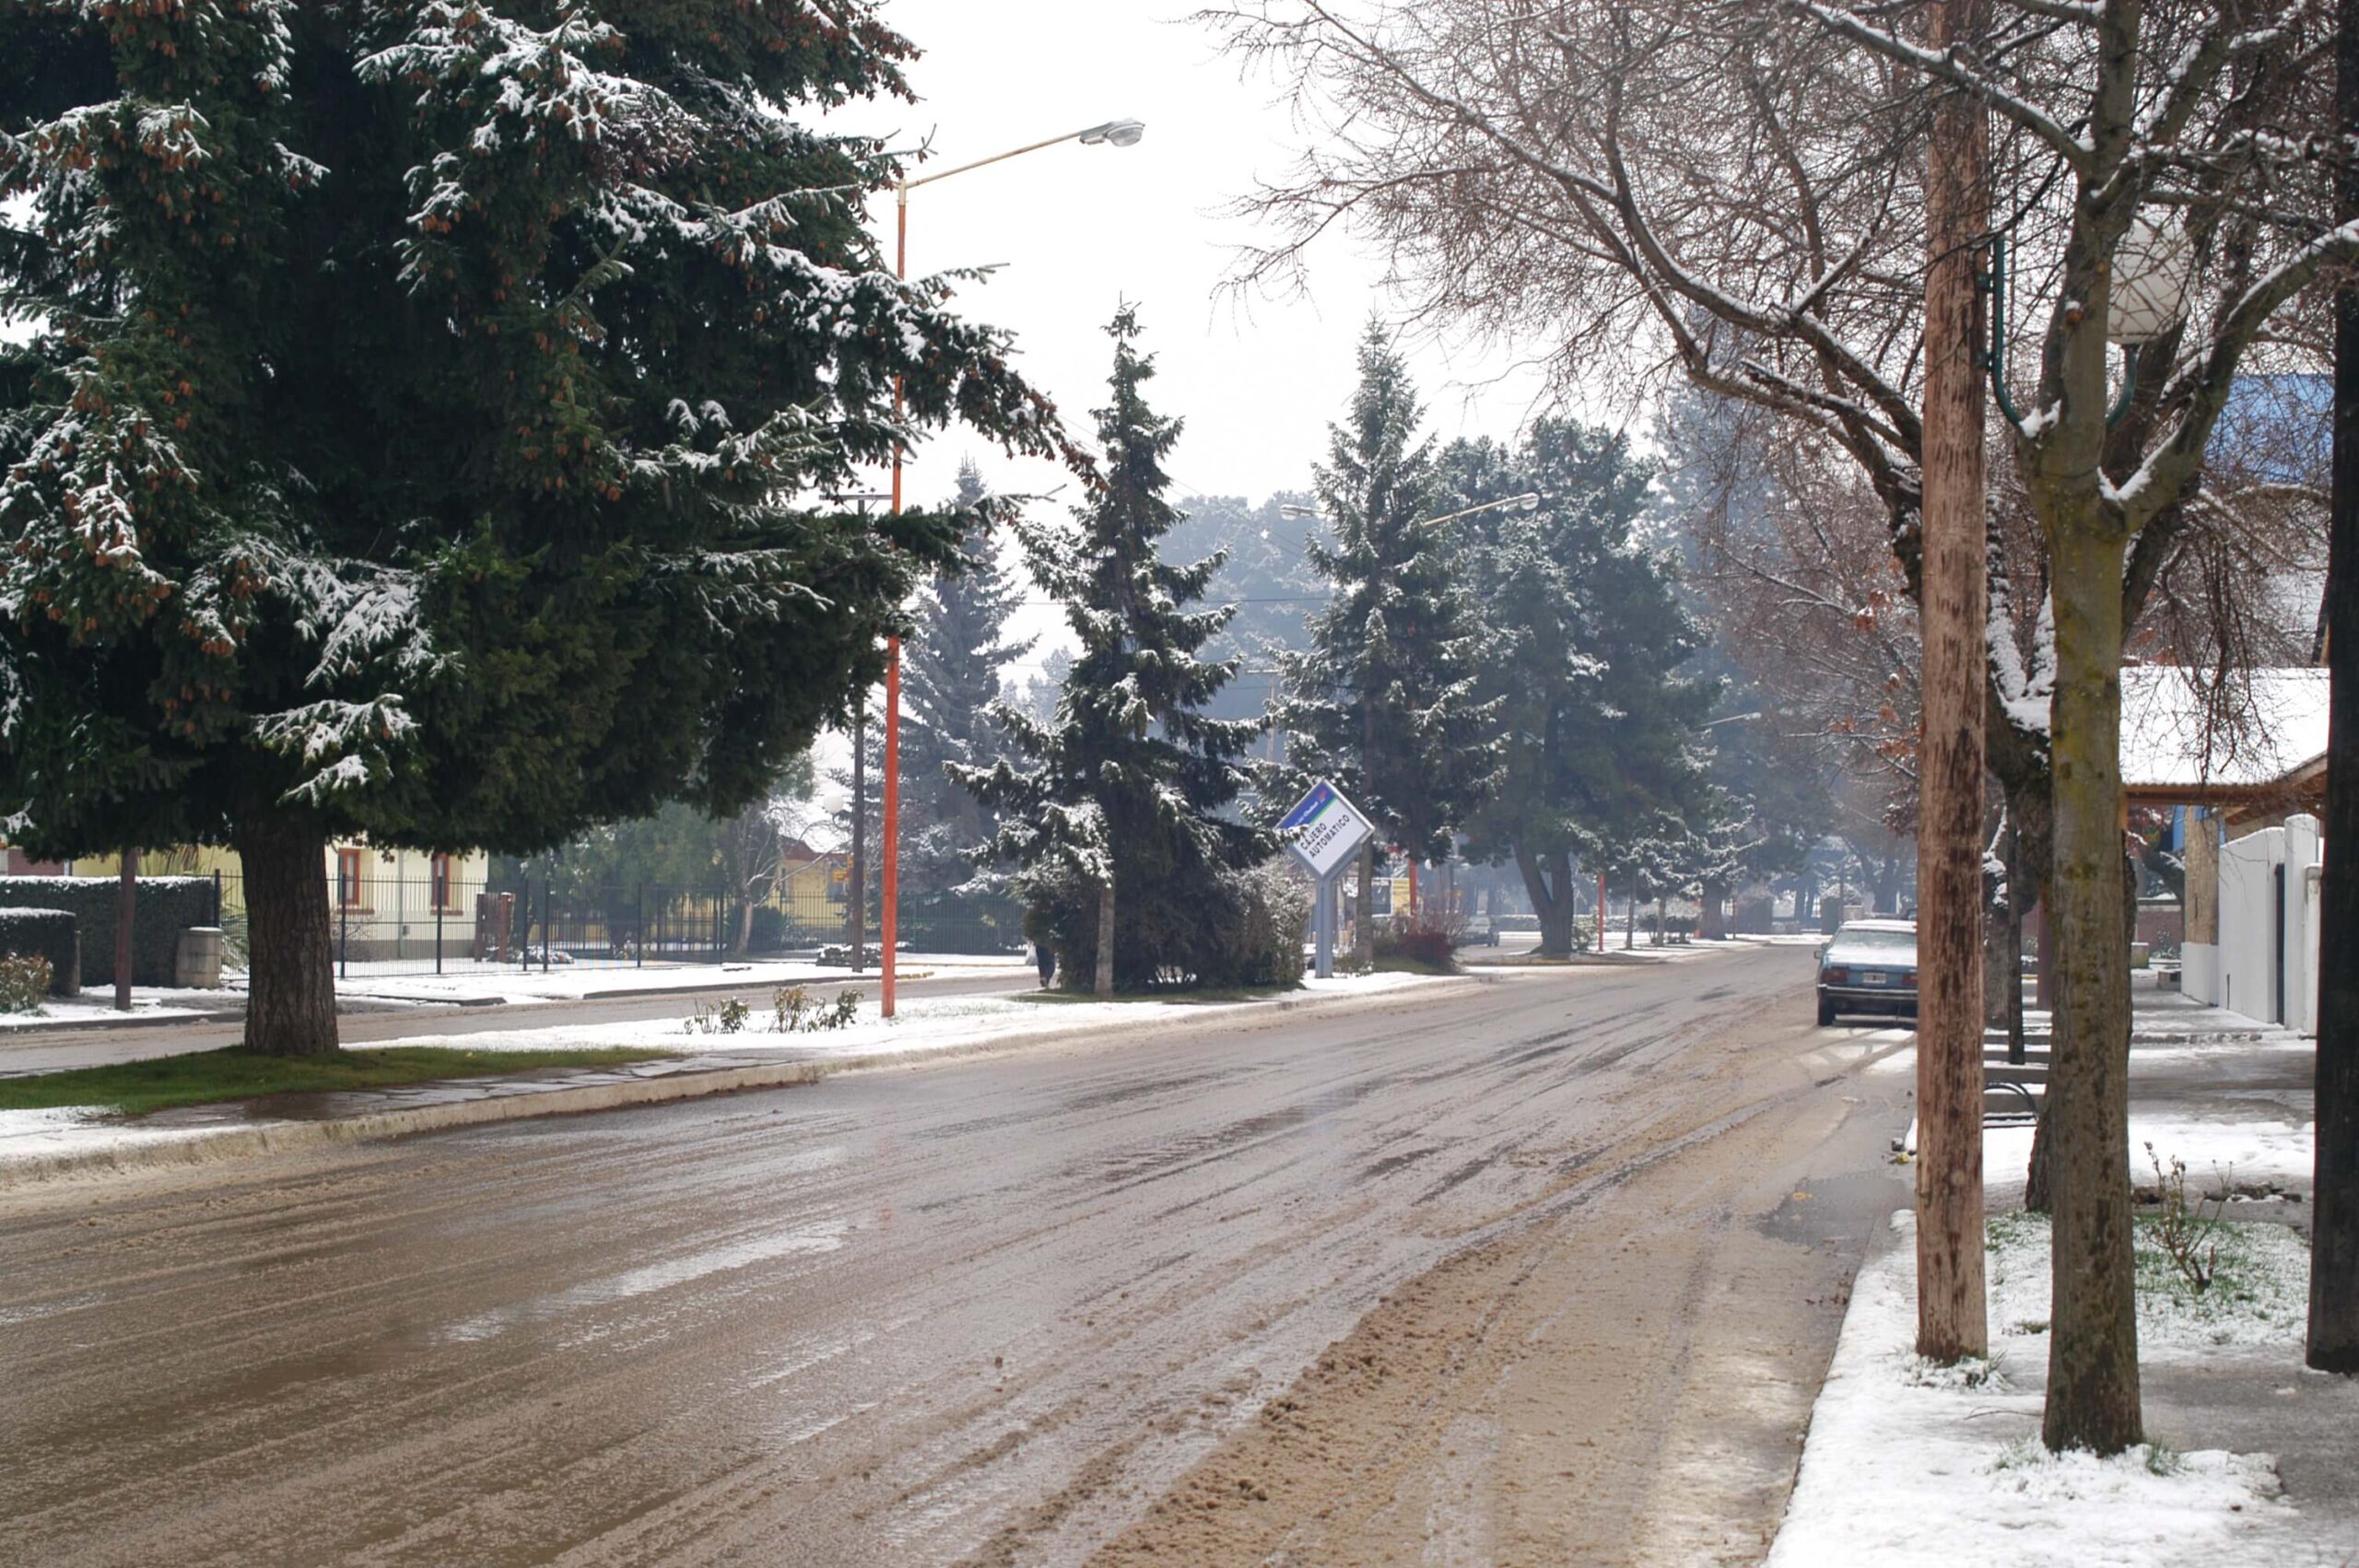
[880,119,1145,1017]
[1980,212,2189,432]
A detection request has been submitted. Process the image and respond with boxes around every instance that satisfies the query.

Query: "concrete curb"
[0,972,1493,1192]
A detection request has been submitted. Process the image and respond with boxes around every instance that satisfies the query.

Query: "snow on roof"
[2118,666,2329,794]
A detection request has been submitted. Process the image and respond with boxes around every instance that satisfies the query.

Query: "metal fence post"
[212,868,222,928]
[542,880,553,973]
[337,878,348,980]
[435,895,444,977]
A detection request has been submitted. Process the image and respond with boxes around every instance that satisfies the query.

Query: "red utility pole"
[1915,0,1992,1361]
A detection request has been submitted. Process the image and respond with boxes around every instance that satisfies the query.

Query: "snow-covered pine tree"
[0,4,1057,1053]
[957,307,1273,993]
[896,460,1032,942]
[1271,322,1501,956]
[1449,421,1718,957]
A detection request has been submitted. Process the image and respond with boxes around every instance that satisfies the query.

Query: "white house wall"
[2212,814,2323,1035]
[2216,826,2283,1024]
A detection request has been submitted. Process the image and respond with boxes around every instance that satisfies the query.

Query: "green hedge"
[0,876,216,988]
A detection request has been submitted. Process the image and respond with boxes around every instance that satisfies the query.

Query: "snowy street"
[0,942,1905,1566]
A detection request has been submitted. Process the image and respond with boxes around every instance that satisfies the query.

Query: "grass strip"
[0,1046,681,1118]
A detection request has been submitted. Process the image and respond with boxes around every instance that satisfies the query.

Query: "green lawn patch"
[0,1045,681,1118]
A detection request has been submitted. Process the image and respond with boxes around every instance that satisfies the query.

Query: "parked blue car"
[1815,919,1919,1027]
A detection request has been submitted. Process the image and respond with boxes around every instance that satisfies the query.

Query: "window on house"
[430,852,452,910]
[336,848,365,908]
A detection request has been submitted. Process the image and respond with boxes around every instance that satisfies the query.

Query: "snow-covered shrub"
[1027,858,1309,992]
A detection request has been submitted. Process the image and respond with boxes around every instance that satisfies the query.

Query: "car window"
[1836,930,1916,953]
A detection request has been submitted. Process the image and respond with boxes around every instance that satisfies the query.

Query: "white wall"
[2285,814,2322,1036]
[2182,942,2219,1006]
[2217,825,2283,1024]
[2214,813,2323,1033]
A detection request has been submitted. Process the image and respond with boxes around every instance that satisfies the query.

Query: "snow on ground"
[1767,1211,2303,1568]
[324,952,1027,1005]
[1986,1210,2312,1352]
[0,989,241,1031]
[1984,1111,2316,1211]
[340,970,1445,1059]
[0,1105,247,1163]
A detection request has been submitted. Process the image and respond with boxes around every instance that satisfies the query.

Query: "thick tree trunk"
[2312,0,2359,1374]
[235,813,339,1058]
[1698,878,1727,941]
[1095,878,1115,999]
[1917,0,1992,1359]
[1517,847,1576,958]
[2041,519,2142,1453]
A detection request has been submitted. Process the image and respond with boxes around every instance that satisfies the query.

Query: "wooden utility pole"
[2309,0,2359,1374]
[1915,0,1991,1362]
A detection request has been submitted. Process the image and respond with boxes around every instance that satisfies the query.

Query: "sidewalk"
[0,970,1472,1188]
[323,950,1030,1005]
[1769,978,2351,1567]
[0,952,1034,1037]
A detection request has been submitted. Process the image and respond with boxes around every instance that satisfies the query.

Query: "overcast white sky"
[832,0,1569,513]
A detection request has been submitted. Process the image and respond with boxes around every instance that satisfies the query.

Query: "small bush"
[769,984,861,1033]
[2144,1141,2225,1293]
[746,905,789,954]
[0,954,51,1012]
[0,907,77,994]
[1375,925,1457,971]
[682,996,751,1036]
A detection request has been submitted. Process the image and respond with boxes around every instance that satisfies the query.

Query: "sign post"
[1279,781,1374,979]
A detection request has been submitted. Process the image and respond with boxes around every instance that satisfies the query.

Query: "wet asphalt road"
[0,944,1869,1566]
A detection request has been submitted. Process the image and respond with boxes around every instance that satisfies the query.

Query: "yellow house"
[73,842,494,965]
[770,838,851,929]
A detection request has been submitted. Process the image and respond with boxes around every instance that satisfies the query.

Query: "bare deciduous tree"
[1206,0,2353,1452]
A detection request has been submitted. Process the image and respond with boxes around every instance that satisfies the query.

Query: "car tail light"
[1824,966,1848,985]
[1902,971,1918,989]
